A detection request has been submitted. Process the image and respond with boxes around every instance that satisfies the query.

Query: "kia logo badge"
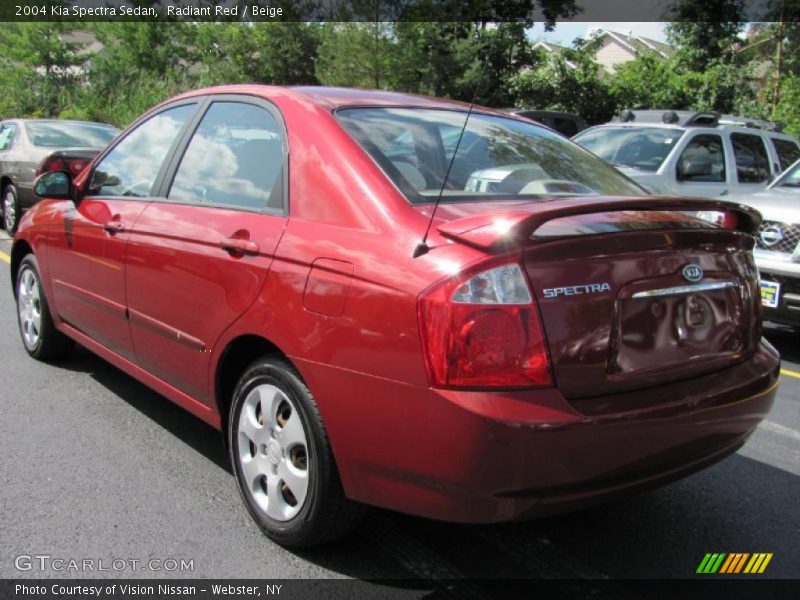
[683,264,703,282]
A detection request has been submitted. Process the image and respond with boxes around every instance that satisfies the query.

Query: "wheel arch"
[9,239,33,297]
[215,333,295,445]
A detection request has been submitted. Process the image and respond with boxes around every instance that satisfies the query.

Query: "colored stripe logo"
[696,553,773,574]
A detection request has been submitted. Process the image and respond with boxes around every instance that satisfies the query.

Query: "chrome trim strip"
[632,280,739,298]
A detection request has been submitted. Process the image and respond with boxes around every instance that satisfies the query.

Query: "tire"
[3,183,20,234]
[15,254,74,361]
[228,356,362,547]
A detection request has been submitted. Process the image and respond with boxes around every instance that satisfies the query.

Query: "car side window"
[168,101,285,211]
[87,104,195,198]
[731,132,770,183]
[770,137,800,172]
[676,134,726,182]
[0,124,17,151]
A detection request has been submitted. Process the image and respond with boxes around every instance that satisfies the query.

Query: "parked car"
[506,109,587,137]
[708,158,800,329]
[573,110,800,197]
[12,86,779,547]
[0,119,119,234]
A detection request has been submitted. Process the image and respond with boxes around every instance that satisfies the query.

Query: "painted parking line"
[760,419,800,442]
[0,250,10,264]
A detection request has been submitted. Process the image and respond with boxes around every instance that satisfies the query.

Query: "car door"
[125,97,288,403]
[673,132,729,197]
[45,102,199,360]
[729,131,772,194]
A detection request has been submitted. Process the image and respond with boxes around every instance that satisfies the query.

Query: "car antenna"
[412,30,495,259]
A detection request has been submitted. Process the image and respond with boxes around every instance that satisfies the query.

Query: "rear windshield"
[336,108,642,204]
[574,126,684,172]
[26,121,119,148]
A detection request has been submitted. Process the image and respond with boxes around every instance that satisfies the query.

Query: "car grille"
[754,220,800,255]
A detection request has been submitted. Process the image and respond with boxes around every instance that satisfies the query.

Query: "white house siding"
[595,39,636,72]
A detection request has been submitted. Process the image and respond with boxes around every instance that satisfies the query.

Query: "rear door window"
[731,132,770,183]
[168,101,285,212]
[676,134,726,182]
[770,137,800,172]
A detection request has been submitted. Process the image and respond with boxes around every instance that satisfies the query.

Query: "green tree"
[195,23,320,86]
[665,0,746,71]
[0,23,86,117]
[315,23,397,89]
[88,21,197,91]
[510,47,615,124]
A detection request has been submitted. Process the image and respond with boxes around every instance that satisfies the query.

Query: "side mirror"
[34,171,72,200]
[678,159,713,180]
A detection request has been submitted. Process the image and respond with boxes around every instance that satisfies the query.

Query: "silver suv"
[726,158,800,329]
[573,110,800,198]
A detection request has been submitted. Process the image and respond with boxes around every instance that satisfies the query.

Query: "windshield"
[573,126,684,172]
[26,121,119,148]
[336,108,643,204]
[772,159,800,189]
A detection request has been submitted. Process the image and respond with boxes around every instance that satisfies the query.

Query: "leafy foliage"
[0,7,798,141]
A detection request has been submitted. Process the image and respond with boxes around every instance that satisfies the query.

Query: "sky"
[527,22,669,46]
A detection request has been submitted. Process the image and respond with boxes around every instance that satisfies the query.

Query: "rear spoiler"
[436,196,761,252]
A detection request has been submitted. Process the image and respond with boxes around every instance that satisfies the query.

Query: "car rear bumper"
[297,339,780,523]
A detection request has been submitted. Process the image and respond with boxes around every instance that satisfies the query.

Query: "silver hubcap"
[237,384,310,521]
[4,190,15,230]
[17,268,42,349]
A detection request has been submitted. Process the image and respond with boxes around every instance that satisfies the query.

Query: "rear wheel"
[16,254,73,361]
[228,356,361,547]
[3,183,20,234]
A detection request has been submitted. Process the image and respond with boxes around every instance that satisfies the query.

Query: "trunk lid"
[431,196,762,398]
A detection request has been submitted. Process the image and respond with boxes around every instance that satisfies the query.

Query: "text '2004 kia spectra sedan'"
[11,86,780,547]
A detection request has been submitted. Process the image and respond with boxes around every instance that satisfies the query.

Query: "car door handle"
[103,221,125,234]
[719,190,728,196]
[220,238,260,256]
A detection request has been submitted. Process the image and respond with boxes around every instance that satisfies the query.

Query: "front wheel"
[3,183,20,234]
[228,357,361,547]
[16,254,74,361]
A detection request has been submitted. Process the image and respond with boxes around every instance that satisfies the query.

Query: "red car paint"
[11,86,779,523]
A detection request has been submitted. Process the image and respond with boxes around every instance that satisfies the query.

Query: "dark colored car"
[508,109,587,137]
[11,86,779,548]
[0,119,119,233]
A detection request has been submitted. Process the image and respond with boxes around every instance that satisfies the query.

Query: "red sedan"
[11,86,779,547]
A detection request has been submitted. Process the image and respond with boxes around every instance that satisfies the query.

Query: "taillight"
[697,210,739,229]
[37,156,67,176]
[67,158,87,175]
[418,261,552,389]
[36,157,87,176]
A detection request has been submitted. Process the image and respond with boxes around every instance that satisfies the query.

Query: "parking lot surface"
[0,230,798,586]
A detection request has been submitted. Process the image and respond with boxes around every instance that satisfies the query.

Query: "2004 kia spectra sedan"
[11,86,780,547]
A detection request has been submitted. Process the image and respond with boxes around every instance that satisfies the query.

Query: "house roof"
[593,29,673,59]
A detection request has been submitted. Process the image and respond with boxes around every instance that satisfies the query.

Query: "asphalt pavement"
[0,230,798,588]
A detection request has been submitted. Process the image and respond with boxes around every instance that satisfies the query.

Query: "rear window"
[770,137,800,172]
[336,108,642,204]
[772,160,800,188]
[26,121,119,148]
[573,126,684,172]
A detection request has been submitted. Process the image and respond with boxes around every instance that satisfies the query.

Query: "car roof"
[165,84,513,116]
[579,121,798,141]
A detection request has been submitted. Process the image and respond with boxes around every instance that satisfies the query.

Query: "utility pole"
[772,0,786,116]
